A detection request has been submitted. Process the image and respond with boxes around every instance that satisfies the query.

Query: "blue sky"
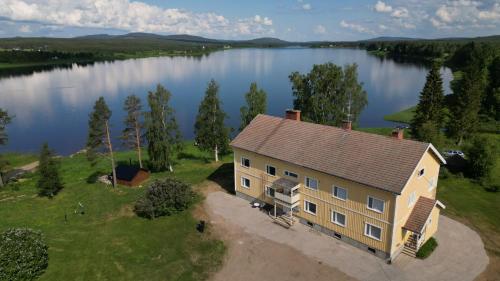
[1,0,500,41]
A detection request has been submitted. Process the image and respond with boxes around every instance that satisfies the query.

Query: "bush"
[134,179,195,219]
[0,228,48,280]
[464,135,497,180]
[416,237,438,259]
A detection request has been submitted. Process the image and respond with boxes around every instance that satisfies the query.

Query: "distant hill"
[362,36,421,42]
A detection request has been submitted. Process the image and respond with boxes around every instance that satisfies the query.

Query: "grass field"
[0,152,38,169]
[383,106,416,123]
[0,143,230,281]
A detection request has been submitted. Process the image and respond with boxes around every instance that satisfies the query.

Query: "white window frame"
[408,191,416,207]
[305,176,318,191]
[284,170,298,178]
[265,185,275,197]
[266,164,277,176]
[332,186,348,201]
[367,196,385,213]
[304,200,317,215]
[241,157,250,168]
[364,223,382,241]
[241,177,250,189]
[331,210,346,227]
[428,177,436,191]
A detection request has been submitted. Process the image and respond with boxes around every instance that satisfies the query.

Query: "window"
[241,157,250,168]
[365,223,382,240]
[408,191,416,207]
[304,200,317,215]
[334,233,342,239]
[305,177,318,190]
[333,186,347,201]
[284,170,298,178]
[428,177,436,191]
[266,165,276,176]
[331,211,346,227]
[241,177,250,189]
[418,168,425,177]
[367,196,384,213]
[368,247,376,254]
[265,186,275,197]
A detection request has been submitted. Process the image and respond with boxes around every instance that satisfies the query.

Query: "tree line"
[410,42,499,183]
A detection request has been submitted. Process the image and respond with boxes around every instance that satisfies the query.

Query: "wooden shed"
[115,165,150,187]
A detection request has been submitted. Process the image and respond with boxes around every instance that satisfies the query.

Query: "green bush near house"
[134,178,195,219]
[0,228,48,281]
[416,237,438,259]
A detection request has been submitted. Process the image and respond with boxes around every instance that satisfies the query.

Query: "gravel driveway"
[206,191,489,281]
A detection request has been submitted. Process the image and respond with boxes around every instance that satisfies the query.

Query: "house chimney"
[341,120,352,131]
[392,128,404,140]
[285,109,301,121]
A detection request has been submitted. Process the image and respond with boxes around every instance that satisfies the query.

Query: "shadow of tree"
[207,163,234,194]
[177,152,210,163]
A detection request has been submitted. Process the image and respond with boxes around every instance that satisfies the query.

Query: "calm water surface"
[0,48,452,154]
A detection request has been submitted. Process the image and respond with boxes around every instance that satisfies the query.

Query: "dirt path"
[195,181,355,281]
[17,161,39,172]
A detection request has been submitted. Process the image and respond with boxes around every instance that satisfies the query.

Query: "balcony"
[271,178,300,207]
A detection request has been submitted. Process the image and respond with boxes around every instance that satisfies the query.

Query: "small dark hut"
[115,165,150,187]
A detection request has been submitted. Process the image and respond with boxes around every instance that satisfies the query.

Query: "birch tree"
[239,82,267,131]
[0,108,12,187]
[86,97,117,186]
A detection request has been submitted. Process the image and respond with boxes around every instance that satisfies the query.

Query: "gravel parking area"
[206,190,489,281]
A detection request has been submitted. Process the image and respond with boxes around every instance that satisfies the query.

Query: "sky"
[0,0,500,41]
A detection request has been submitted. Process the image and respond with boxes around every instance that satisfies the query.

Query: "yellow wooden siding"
[234,147,396,253]
[391,149,442,254]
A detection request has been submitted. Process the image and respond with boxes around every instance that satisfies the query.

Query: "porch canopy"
[272,177,299,195]
[403,196,444,234]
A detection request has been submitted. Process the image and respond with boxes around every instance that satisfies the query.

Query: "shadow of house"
[208,163,235,194]
[115,165,150,187]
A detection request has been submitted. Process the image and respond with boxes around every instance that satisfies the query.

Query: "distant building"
[230,110,446,261]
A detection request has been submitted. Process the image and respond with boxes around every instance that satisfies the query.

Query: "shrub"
[0,228,48,280]
[134,178,195,219]
[464,135,497,180]
[416,237,438,259]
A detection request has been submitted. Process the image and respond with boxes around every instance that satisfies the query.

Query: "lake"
[0,48,452,155]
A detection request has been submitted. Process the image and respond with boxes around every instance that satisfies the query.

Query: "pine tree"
[122,95,144,168]
[0,108,12,187]
[484,57,500,120]
[194,79,230,162]
[145,84,183,172]
[447,66,485,145]
[410,64,445,142]
[0,109,11,146]
[86,97,117,186]
[239,82,267,131]
[37,143,63,197]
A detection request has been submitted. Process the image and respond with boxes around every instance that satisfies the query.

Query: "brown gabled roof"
[403,197,437,233]
[230,114,435,194]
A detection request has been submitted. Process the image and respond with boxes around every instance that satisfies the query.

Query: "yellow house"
[230,110,446,262]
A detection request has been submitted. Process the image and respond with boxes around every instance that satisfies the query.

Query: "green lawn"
[0,143,230,280]
[383,106,416,123]
[0,152,38,169]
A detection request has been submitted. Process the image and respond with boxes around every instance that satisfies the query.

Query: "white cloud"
[302,3,312,10]
[431,0,500,29]
[314,24,326,34]
[374,1,392,13]
[254,15,272,26]
[0,0,274,37]
[19,24,31,33]
[340,20,374,34]
[391,7,409,18]
[379,24,388,30]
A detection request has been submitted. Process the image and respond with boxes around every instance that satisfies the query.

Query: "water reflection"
[0,48,452,154]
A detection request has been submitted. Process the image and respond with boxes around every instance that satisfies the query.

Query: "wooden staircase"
[271,215,295,229]
[403,235,418,257]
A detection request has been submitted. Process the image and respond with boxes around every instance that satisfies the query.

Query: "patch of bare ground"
[475,254,500,281]
[197,180,356,281]
[105,204,135,221]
